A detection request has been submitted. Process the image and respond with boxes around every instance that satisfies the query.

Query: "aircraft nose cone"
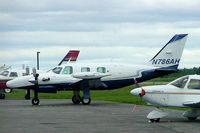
[130,88,142,96]
[130,88,146,96]
[6,80,16,88]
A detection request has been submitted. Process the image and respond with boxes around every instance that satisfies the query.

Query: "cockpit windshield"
[52,67,62,74]
[0,71,9,76]
[170,76,189,88]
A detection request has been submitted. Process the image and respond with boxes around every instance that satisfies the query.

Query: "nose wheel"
[32,98,40,105]
[4,88,12,93]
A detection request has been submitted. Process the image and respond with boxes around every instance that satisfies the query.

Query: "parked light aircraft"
[0,64,11,72]
[0,50,80,99]
[131,75,200,122]
[7,34,188,105]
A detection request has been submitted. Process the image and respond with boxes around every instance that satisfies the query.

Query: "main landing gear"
[149,118,160,123]
[72,90,91,105]
[72,95,91,105]
[147,108,168,123]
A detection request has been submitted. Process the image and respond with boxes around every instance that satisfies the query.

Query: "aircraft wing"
[73,72,110,79]
[70,72,110,89]
[183,101,200,108]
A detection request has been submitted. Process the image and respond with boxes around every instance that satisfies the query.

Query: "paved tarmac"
[1,99,200,133]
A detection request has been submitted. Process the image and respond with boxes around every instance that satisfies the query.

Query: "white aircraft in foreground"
[131,75,200,122]
[0,50,80,99]
[7,34,188,105]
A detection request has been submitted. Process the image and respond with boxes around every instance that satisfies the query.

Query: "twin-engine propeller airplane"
[0,50,80,99]
[7,34,188,105]
[131,75,200,122]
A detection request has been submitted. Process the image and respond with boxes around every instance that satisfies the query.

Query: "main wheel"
[32,98,40,105]
[81,97,91,105]
[4,88,12,93]
[149,119,155,123]
[72,95,81,104]
[0,93,5,99]
[155,118,160,122]
[188,117,197,120]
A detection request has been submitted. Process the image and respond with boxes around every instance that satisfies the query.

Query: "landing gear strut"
[32,73,40,105]
[25,89,31,100]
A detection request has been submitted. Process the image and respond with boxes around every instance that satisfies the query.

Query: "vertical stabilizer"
[58,50,80,66]
[149,34,188,70]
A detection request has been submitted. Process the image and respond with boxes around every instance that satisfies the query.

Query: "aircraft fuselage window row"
[170,76,188,88]
[9,72,18,77]
[52,66,106,74]
[0,71,18,77]
[188,79,200,89]
[0,71,9,76]
[81,67,90,72]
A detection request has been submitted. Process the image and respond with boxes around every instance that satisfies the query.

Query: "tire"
[32,98,40,105]
[155,118,160,122]
[81,97,91,105]
[149,119,155,123]
[72,95,81,104]
[4,88,12,93]
[188,117,197,120]
[0,93,5,99]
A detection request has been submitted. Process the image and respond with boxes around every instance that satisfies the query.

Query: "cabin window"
[62,66,73,74]
[9,72,18,77]
[97,67,106,73]
[188,79,200,89]
[0,71,9,76]
[52,67,62,74]
[170,76,188,88]
[81,67,90,72]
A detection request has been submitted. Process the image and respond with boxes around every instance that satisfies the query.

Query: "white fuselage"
[131,75,200,108]
[7,62,158,90]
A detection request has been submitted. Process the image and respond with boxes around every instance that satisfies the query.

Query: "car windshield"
[52,67,62,74]
[0,71,9,76]
[170,76,189,88]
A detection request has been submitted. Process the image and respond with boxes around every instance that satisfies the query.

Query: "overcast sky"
[0,0,200,70]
